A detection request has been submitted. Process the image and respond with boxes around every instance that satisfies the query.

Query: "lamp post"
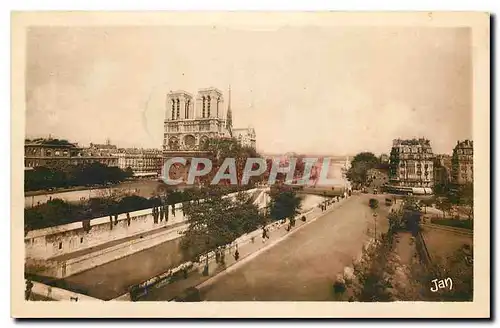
[373,212,378,240]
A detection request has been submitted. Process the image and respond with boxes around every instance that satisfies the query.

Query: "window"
[202,96,206,118]
[185,100,190,119]
[171,99,175,120]
[217,97,220,116]
[407,165,415,175]
[80,237,84,243]
[58,242,62,250]
[176,99,180,119]
[207,96,211,117]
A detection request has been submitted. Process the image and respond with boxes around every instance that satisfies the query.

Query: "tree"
[230,192,265,235]
[435,197,452,219]
[25,198,84,231]
[25,163,129,192]
[388,209,403,231]
[124,167,134,179]
[180,191,262,273]
[433,183,450,197]
[200,137,266,187]
[346,152,379,187]
[458,182,473,219]
[267,186,302,227]
[420,198,434,214]
[402,196,421,212]
[117,195,154,213]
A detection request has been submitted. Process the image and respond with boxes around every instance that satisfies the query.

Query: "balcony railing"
[165,119,224,133]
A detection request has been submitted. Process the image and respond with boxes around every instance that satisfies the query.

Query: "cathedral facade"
[162,86,255,183]
[163,87,231,153]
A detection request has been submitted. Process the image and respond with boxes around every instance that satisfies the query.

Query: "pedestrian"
[234,248,240,261]
[220,251,225,264]
[262,227,269,240]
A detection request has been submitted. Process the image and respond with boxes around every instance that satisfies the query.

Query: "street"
[198,194,390,301]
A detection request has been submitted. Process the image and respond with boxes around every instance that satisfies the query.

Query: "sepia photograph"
[11,11,490,318]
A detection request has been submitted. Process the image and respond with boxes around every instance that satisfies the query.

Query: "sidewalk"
[138,196,349,301]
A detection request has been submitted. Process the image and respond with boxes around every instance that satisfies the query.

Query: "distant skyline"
[26,26,472,155]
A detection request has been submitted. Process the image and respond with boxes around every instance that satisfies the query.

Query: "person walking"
[234,246,240,261]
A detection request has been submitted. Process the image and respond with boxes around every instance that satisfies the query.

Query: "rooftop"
[25,138,79,148]
[90,143,117,150]
[455,139,473,148]
[197,87,223,95]
[117,148,162,154]
[393,138,431,147]
[168,90,193,97]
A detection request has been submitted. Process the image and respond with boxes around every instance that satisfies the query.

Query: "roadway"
[198,193,391,301]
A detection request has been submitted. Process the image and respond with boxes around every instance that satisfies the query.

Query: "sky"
[25,26,472,156]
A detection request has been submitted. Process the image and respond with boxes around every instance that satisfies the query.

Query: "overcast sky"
[26,26,472,155]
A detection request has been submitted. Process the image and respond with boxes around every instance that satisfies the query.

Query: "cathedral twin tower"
[163,87,233,152]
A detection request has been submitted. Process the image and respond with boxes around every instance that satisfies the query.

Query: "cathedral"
[162,86,256,182]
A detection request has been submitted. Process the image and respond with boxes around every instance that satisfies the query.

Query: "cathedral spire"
[226,85,233,136]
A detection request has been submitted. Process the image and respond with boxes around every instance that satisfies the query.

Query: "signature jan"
[430,277,453,292]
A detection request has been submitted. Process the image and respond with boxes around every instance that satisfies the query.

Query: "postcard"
[11,11,490,318]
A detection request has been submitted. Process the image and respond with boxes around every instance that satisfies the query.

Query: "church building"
[162,86,255,183]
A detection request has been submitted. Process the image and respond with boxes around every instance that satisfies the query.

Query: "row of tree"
[25,195,159,231]
[25,162,134,192]
[179,185,303,274]
[420,182,473,219]
[24,184,259,232]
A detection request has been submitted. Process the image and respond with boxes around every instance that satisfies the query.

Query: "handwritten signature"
[430,277,453,292]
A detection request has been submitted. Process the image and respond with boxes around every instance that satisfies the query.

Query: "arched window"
[207,96,211,117]
[202,96,206,118]
[176,99,180,119]
[171,99,175,120]
[217,97,220,116]
[185,100,190,119]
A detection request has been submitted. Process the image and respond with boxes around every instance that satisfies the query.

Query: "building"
[116,148,163,177]
[389,138,434,187]
[232,127,256,149]
[163,87,229,153]
[161,86,256,184]
[451,139,473,185]
[433,154,452,186]
[24,138,118,169]
[89,139,118,155]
